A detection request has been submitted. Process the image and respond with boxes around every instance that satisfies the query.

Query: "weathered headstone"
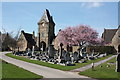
[60,49,67,63]
[64,52,75,66]
[48,45,55,59]
[65,52,71,61]
[116,53,120,72]
[41,43,44,51]
[91,62,95,71]
[27,48,31,57]
[57,43,63,63]
[73,51,79,63]
[59,43,63,58]
[31,46,35,57]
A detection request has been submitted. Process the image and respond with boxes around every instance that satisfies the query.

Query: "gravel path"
[71,55,116,72]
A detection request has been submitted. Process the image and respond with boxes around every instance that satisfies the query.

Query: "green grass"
[1,59,43,80]
[79,57,120,80]
[6,53,113,71]
[0,59,2,80]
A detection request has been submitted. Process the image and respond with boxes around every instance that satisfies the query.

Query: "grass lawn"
[0,59,2,80]
[1,59,43,80]
[6,53,113,71]
[79,57,120,80]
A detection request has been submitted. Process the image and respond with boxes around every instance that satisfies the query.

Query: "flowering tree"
[57,25,102,55]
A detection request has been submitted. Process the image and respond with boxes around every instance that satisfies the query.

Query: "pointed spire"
[38,9,52,24]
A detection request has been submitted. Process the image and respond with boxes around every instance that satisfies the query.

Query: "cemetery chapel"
[17,9,120,53]
[18,9,59,51]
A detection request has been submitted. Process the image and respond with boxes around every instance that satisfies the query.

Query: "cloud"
[81,2,103,8]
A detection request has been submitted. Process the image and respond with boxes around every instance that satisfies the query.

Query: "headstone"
[80,50,83,57]
[91,62,95,71]
[27,48,31,57]
[107,65,110,67]
[31,46,35,57]
[65,52,71,61]
[116,53,120,72]
[98,54,104,58]
[41,43,44,51]
[48,45,55,59]
[60,49,66,63]
[64,52,75,66]
[57,43,63,63]
[103,53,107,57]
[73,51,79,63]
[59,43,63,59]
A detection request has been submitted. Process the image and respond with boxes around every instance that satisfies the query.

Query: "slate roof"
[102,29,117,43]
[21,30,36,46]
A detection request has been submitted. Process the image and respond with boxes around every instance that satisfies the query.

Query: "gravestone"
[41,43,44,51]
[60,49,66,63]
[27,48,31,56]
[57,43,63,63]
[65,52,71,61]
[73,51,79,63]
[116,53,120,72]
[31,46,36,59]
[48,45,55,59]
[59,43,63,59]
[91,62,95,71]
[65,52,75,66]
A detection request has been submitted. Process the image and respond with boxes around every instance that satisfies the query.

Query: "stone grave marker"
[116,53,120,72]
[73,51,79,63]
[48,45,55,59]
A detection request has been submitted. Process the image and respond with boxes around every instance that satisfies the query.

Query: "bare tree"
[1,28,21,51]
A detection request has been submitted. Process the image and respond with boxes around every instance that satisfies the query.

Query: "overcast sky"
[1,2,118,37]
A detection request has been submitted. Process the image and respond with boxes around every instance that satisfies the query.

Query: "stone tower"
[37,9,55,51]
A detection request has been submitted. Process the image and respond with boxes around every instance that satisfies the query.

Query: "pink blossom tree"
[57,25,102,55]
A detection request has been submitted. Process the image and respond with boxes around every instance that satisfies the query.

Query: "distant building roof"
[21,30,36,46]
[102,28,117,43]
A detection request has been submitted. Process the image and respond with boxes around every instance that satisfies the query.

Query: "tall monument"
[37,9,55,51]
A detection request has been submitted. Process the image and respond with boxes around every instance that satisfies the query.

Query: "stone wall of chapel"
[112,28,120,52]
[17,33,27,51]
